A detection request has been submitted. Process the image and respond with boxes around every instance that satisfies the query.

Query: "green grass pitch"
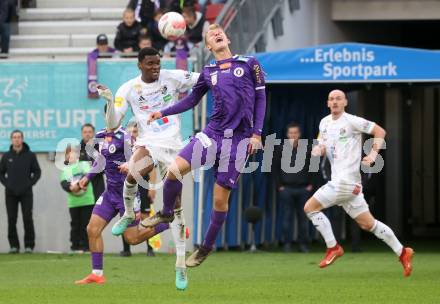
[0,244,438,304]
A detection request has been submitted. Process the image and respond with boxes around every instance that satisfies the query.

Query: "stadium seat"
[205,3,224,24]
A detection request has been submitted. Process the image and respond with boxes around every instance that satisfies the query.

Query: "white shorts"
[134,135,183,178]
[313,181,369,219]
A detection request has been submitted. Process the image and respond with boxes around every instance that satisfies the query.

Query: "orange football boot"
[75,273,106,285]
[399,247,414,277]
[319,244,344,268]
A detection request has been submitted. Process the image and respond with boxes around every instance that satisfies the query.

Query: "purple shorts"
[178,128,249,189]
[92,186,139,227]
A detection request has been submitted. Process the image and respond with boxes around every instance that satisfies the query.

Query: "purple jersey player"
[144,24,266,267]
[74,104,169,285]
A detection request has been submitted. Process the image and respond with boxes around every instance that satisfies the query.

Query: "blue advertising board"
[256,43,440,83]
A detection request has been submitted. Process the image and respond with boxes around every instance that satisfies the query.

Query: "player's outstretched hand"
[79,176,89,189]
[118,162,130,175]
[248,134,262,155]
[96,84,113,102]
[147,112,162,124]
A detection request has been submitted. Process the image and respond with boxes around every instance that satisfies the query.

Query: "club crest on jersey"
[134,84,142,94]
[340,128,346,135]
[211,73,218,85]
[233,67,244,77]
[161,85,168,95]
[108,144,116,154]
[362,122,371,131]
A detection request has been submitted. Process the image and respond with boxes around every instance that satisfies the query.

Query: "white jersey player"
[304,89,414,277]
[97,47,199,290]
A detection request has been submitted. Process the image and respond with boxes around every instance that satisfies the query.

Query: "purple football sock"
[162,179,182,216]
[91,252,103,270]
[155,223,170,234]
[202,210,228,250]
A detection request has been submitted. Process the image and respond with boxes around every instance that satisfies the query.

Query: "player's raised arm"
[150,73,208,122]
[97,84,128,130]
[169,69,200,92]
[250,57,266,137]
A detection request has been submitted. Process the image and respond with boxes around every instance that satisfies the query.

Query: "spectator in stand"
[114,8,144,54]
[0,130,41,254]
[92,34,116,58]
[87,34,117,98]
[0,0,16,56]
[182,5,208,45]
[163,37,190,57]
[79,124,105,203]
[127,0,164,32]
[137,35,153,51]
[60,146,95,253]
[166,0,196,13]
[150,9,168,51]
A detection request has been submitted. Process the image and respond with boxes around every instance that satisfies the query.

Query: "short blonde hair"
[204,23,225,44]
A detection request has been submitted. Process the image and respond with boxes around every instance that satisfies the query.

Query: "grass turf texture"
[0,244,438,304]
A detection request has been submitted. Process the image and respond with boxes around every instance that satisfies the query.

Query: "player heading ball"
[144,24,267,268]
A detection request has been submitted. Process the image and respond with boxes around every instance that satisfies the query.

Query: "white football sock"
[307,211,337,248]
[92,269,103,276]
[171,207,186,268]
[123,179,138,218]
[370,220,403,256]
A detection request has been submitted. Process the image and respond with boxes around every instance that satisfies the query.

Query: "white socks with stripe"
[171,207,186,268]
[370,220,403,256]
[307,211,337,248]
[123,179,138,218]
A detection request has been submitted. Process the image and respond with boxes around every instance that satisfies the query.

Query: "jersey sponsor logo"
[211,73,218,85]
[163,94,172,103]
[108,144,116,154]
[253,64,262,84]
[352,184,361,195]
[157,117,169,125]
[339,127,348,142]
[233,67,244,77]
[115,96,124,108]
[219,62,231,70]
[221,69,230,73]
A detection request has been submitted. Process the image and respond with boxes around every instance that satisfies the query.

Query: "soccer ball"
[158,12,186,41]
